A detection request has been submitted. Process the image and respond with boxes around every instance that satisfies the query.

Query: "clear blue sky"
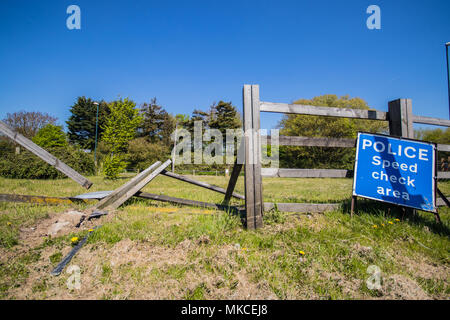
[0,0,449,131]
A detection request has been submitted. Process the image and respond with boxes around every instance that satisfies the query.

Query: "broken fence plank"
[161,170,244,200]
[0,193,79,205]
[105,159,172,210]
[93,161,161,210]
[224,162,244,203]
[0,120,93,189]
[136,192,240,213]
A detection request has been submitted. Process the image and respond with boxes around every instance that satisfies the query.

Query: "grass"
[0,174,449,299]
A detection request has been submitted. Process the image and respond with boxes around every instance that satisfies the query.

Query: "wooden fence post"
[388,99,417,217]
[388,99,414,138]
[243,85,263,229]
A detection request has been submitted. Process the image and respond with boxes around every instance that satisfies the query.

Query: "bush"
[0,145,95,179]
[127,137,171,171]
[103,154,127,179]
[32,124,68,149]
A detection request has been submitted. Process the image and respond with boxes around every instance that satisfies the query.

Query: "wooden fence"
[224,85,450,229]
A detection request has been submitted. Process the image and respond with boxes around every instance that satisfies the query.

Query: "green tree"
[66,97,110,150]
[138,98,175,144]
[278,95,387,169]
[32,124,68,149]
[127,137,171,171]
[209,101,242,135]
[415,127,450,163]
[102,98,142,179]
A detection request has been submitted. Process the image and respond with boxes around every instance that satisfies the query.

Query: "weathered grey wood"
[263,202,340,212]
[388,99,414,138]
[437,197,450,207]
[260,102,387,121]
[243,85,257,229]
[0,120,93,189]
[107,159,171,210]
[262,168,353,178]
[0,193,78,205]
[438,171,450,179]
[161,170,244,200]
[136,192,240,212]
[388,99,416,216]
[436,188,450,207]
[94,161,162,210]
[413,115,450,127]
[437,144,450,152]
[251,85,264,229]
[264,135,356,148]
[224,162,243,203]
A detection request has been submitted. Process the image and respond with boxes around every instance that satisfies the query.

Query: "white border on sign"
[352,132,437,213]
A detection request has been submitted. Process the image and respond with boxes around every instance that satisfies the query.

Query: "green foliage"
[32,124,68,149]
[278,95,388,169]
[416,127,450,144]
[209,101,242,135]
[416,127,450,161]
[103,154,128,179]
[127,137,171,171]
[138,98,175,144]
[182,101,241,135]
[0,145,95,179]
[102,98,142,179]
[66,97,110,150]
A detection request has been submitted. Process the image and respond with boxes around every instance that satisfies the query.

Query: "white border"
[352,132,437,213]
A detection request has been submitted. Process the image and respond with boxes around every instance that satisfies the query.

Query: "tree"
[32,124,68,149]
[415,127,450,162]
[66,97,110,150]
[138,98,175,144]
[278,94,387,169]
[127,137,171,171]
[102,98,142,179]
[209,101,242,135]
[3,111,57,138]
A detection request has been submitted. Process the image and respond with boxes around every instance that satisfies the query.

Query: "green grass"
[0,174,449,299]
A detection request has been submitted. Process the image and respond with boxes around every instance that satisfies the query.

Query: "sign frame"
[352,131,438,213]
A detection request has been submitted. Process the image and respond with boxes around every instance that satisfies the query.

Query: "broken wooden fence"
[224,85,450,229]
[0,120,93,189]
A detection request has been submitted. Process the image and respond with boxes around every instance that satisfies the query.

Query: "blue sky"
[0,0,449,130]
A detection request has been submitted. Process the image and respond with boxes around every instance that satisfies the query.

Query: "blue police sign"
[353,132,437,212]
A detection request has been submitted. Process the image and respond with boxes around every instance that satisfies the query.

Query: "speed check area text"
[353,133,436,212]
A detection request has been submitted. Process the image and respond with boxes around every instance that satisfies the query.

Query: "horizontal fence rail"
[260,102,388,120]
[264,135,450,152]
[262,168,450,179]
[261,168,353,178]
[264,202,340,212]
[264,136,356,148]
[413,115,450,127]
[438,172,450,179]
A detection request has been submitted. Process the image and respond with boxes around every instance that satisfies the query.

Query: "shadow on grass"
[342,198,450,237]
